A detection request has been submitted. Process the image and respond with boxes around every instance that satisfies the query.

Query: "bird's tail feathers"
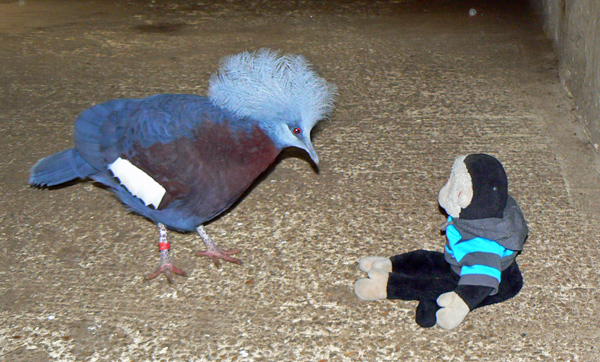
[29,148,96,187]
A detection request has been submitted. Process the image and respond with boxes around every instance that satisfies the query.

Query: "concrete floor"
[2,0,600,360]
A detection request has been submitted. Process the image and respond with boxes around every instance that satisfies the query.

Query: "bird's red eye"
[293,127,301,135]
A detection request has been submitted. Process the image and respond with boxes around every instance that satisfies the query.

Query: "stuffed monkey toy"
[355,154,528,329]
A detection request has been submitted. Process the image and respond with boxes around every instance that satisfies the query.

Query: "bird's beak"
[301,138,319,166]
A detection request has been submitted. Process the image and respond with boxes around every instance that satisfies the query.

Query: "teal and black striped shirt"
[442,196,528,294]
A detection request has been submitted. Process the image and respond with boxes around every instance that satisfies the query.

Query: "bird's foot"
[144,260,188,284]
[195,225,242,268]
[196,248,242,269]
[144,223,188,283]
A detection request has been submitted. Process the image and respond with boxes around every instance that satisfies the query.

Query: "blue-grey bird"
[29,49,337,282]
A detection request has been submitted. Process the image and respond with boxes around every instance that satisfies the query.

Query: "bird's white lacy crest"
[208,49,337,129]
[108,157,166,209]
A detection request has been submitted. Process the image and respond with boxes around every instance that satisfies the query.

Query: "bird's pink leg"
[195,225,242,268]
[144,223,187,283]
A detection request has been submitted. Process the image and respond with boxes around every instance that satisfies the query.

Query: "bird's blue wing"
[73,94,266,215]
[74,94,219,169]
[72,94,219,210]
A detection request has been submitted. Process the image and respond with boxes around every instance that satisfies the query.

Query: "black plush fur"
[385,249,523,327]
[460,154,508,220]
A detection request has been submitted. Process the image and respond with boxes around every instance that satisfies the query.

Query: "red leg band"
[158,242,170,251]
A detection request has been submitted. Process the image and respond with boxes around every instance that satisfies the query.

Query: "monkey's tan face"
[438,155,473,219]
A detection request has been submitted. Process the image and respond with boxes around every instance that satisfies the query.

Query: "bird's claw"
[196,248,242,268]
[144,262,188,284]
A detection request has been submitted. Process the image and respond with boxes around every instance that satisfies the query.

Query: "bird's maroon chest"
[129,121,280,219]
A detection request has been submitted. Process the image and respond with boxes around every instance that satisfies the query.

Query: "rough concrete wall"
[530,0,600,148]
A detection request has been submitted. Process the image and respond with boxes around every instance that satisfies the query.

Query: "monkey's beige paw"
[354,268,389,300]
[358,256,392,273]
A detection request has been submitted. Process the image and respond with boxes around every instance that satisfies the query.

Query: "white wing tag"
[108,157,166,209]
